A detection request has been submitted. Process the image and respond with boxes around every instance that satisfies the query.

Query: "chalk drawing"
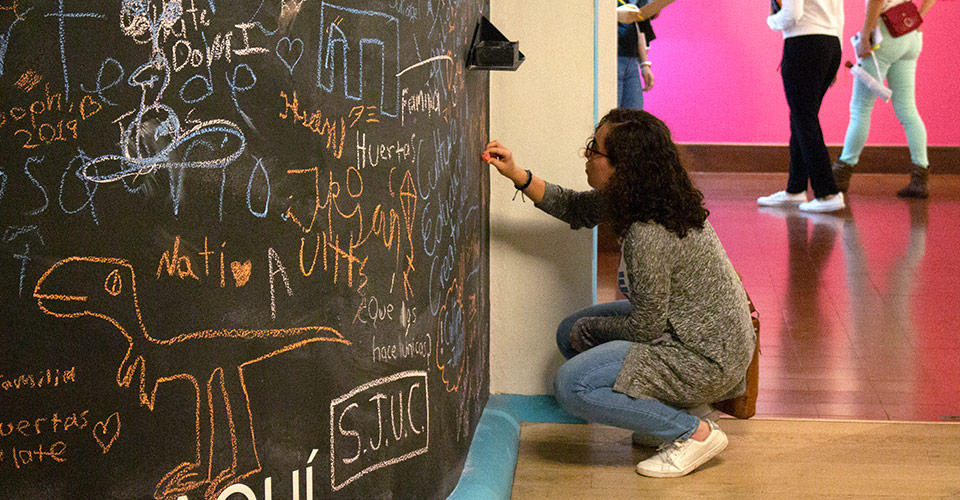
[329,370,428,491]
[0,6,32,78]
[317,3,400,117]
[44,1,105,101]
[33,256,350,499]
[275,36,303,74]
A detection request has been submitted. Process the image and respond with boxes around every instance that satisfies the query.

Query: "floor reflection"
[598,173,960,421]
[758,207,843,390]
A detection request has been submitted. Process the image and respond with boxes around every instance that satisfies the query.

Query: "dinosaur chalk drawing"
[34,256,350,500]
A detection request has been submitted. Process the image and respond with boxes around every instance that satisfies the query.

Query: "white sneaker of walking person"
[799,192,845,213]
[757,190,807,206]
[636,420,728,478]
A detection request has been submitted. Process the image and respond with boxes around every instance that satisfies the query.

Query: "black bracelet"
[514,169,533,191]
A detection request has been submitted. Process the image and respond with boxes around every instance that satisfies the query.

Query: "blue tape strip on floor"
[447,394,584,500]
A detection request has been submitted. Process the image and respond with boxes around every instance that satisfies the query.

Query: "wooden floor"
[515,173,960,498]
[512,419,960,499]
[599,173,960,421]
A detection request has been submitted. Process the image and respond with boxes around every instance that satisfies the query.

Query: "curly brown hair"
[596,109,708,239]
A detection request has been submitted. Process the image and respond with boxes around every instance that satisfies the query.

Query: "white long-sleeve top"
[767,0,845,39]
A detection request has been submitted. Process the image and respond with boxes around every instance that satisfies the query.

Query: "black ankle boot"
[896,164,930,199]
[832,160,855,192]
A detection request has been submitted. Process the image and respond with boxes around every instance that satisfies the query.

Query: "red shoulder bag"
[882,1,923,38]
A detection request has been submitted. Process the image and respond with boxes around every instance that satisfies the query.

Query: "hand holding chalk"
[483,140,545,203]
[482,141,518,177]
[481,150,502,164]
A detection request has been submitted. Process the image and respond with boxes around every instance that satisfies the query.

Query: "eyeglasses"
[580,137,608,159]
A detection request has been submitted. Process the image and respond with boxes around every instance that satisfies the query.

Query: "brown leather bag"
[713,285,760,419]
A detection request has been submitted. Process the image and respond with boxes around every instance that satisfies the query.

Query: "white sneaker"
[799,192,845,213]
[636,420,728,478]
[757,190,807,206]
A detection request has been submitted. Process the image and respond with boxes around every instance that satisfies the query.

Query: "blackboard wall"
[0,1,489,498]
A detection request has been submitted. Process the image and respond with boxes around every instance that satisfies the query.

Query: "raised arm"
[483,140,546,203]
[482,141,606,229]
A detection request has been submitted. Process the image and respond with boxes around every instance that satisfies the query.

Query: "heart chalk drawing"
[276,37,304,74]
[93,412,121,454]
[231,260,252,287]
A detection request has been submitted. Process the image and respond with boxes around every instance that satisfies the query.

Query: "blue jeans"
[840,24,927,167]
[617,56,644,109]
[553,302,700,445]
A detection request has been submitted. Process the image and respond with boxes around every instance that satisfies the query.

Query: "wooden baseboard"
[678,144,960,174]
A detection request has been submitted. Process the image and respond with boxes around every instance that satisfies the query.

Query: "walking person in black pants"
[759,0,846,213]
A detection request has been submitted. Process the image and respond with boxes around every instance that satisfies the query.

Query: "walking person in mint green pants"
[833,0,937,198]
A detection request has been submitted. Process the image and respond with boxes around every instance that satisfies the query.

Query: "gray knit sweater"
[536,182,756,406]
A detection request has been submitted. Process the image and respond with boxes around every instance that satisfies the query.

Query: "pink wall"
[643,0,960,146]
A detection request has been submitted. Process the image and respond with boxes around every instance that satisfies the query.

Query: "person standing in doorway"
[832,0,937,198]
[617,0,656,109]
[758,0,846,212]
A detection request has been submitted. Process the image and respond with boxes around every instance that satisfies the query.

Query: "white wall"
[488,1,616,394]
